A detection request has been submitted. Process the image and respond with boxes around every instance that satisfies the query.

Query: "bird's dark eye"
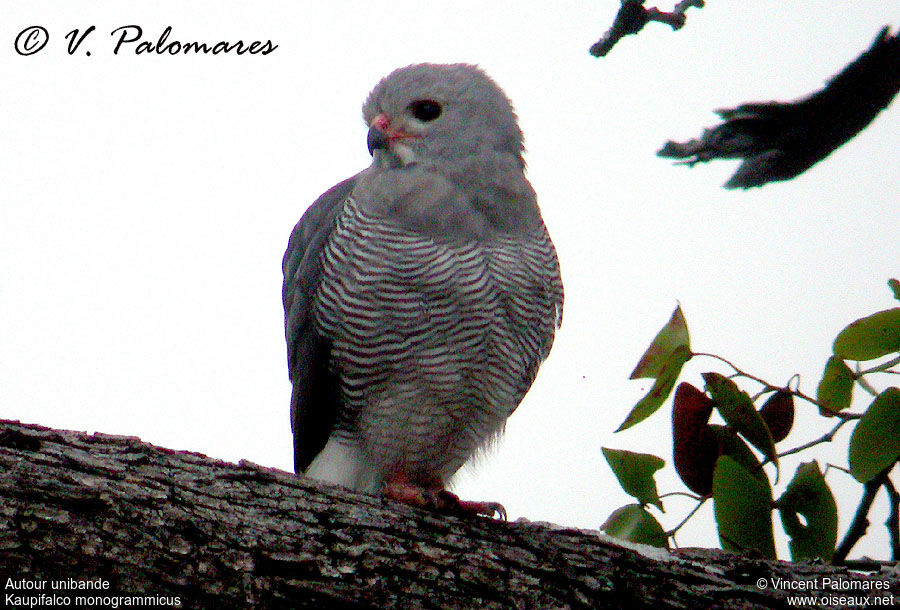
[409,100,442,122]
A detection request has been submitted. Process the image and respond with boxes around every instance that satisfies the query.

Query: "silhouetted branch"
[659,26,900,188]
[774,420,849,461]
[883,475,900,561]
[833,467,893,564]
[590,0,705,57]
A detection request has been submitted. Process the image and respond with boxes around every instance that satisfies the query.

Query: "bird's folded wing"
[283,175,358,472]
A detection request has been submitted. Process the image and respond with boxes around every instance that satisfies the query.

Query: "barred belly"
[313,197,557,488]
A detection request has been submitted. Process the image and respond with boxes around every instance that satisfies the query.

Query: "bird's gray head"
[362,63,525,171]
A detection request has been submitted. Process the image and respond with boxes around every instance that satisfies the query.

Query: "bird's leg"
[383,473,507,520]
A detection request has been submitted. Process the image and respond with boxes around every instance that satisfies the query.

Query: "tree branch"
[589,0,705,57]
[0,419,897,608]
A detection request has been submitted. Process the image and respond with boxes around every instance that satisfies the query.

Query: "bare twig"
[855,362,882,398]
[667,496,709,541]
[672,0,704,11]
[660,491,702,501]
[773,419,848,461]
[824,463,852,477]
[859,354,900,376]
[590,0,705,57]
[691,352,822,408]
[832,411,864,421]
[691,353,781,391]
[833,468,891,564]
[882,475,900,561]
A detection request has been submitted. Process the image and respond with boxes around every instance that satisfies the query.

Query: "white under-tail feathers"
[305,437,377,491]
[306,426,509,493]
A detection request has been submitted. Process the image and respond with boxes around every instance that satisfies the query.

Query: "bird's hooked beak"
[367,113,420,164]
[366,114,392,155]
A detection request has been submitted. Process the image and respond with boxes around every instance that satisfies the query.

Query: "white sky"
[3,2,898,561]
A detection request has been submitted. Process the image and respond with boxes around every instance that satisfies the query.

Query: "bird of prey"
[282,64,563,517]
[658,26,900,188]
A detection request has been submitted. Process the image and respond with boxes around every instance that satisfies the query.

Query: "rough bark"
[0,419,896,609]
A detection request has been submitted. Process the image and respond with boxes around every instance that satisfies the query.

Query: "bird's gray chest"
[312,198,536,473]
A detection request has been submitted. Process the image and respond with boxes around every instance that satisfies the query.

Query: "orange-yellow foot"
[384,480,507,520]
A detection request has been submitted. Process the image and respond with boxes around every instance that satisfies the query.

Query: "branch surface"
[0,419,896,609]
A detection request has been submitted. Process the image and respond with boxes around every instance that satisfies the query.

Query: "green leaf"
[618,345,691,432]
[602,448,665,511]
[833,308,900,361]
[709,425,766,484]
[816,356,854,414]
[620,305,693,432]
[777,461,837,561]
[713,455,776,558]
[600,504,668,548]
[848,387,900,483]
[703,373,777,465]
[889,279,900,302]
[630,305,691,379]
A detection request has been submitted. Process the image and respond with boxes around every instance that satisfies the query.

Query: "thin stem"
[824,463,851,476]
[882,476,900,561]
[859,354,900,376]
[832,411,863,421]
[786,373,802,392]
[646,1,705,31]
[751,388,772,402]
[659,491,701,501]
[855,370,881,398]
[833,468,890,564]
[666,496,709,538]
[786,388,822,408]
[691,352,821,407]
[674,0,705,12]
[773,419,848,461]
[691,352,776,389]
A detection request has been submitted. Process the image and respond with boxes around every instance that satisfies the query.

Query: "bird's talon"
[457,499,507,520]
[385,480,506,519]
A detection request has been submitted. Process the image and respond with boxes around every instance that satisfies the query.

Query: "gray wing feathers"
[283,175,357,473]
[486,224,563,412]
